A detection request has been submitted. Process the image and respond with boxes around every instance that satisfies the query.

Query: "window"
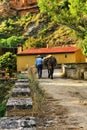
[65,54,67,58]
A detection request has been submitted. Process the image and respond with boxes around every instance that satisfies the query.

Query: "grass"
[0,79,15,117]
[28,68,45,116]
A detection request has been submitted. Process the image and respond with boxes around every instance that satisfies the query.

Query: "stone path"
[0,71,36,130]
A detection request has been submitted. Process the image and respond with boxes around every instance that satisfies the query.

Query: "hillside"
[0,0,85,54]
[23,13,78,49]
[0,13,79,49]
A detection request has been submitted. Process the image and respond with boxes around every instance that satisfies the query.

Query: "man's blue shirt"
[36,58,42,65]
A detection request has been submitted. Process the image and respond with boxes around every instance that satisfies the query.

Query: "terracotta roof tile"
[18,46,79,55]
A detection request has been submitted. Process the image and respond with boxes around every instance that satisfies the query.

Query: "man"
[43,55,57,79]
[36,55,43,79]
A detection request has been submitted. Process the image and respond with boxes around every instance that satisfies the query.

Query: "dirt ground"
[36,69,87,130]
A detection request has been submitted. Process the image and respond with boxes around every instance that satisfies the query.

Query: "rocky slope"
[0,2,80,49]
[23,14,79,49]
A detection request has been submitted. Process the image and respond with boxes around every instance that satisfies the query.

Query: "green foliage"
[0,39,7,47]
[82,33,87,56]
[37,0,87,53]
[0,52,16,76]
[0,36,25,48]
[24,36,46,49]
[0,0,87,52]
[0,102,6,117]
[0,80,15,117]
[68,0,79,16]
[38,0,87,34]
[7,36,25,47]
[0,18,23,39]
[0,13,33,48]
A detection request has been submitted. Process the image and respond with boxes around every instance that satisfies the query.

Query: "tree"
[38,0,86,34]
[7,36,25,47]
[0,36,25,48]
[38,0,87,54]
[0,39,7,47]
[0,52,16,76]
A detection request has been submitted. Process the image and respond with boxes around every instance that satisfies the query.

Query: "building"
[0,0,39,16]
[10,0,39,15]
[17,46,86,72]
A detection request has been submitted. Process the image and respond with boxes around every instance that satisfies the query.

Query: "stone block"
[0,117,36,130]
[6,98,33,116]
[18,73,28,79]
[11,87,31,97]
[66,68,80,79]
[21,71,28,74]
[17,78,29,82]
[15,82,29,88]
[84,71,87,80]
[70,69,80,79]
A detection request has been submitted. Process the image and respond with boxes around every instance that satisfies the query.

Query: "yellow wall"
[17,51,86,71]
[52,53,76,64]
[75,49,86,62]
[17,55,36,71]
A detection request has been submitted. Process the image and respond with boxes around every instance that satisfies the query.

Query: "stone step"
[21,71,28,74]
[0,116,36,130]
[11,87,31,97]
[6,97,33,116]
[19,71,28,78]
[17,78,29,82]
[15,82,29,88]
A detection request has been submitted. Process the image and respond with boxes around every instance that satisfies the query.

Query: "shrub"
[0,52,17,76]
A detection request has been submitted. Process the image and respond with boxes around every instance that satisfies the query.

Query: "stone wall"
[64,63,87,80]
